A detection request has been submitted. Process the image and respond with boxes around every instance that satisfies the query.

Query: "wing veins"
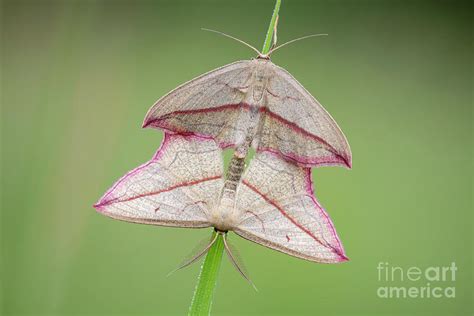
[241,180,334,252]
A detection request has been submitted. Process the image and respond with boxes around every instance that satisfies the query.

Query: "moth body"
[210,195,239,232]
[214,151,247,231]
[248,59,271,103]
[233,59,271,151]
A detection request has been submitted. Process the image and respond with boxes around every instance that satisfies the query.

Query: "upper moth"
[143,30,352,169]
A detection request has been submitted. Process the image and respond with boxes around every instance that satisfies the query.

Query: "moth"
[95,30,351,281]
[143,30,352,169]
[94,134,347,274]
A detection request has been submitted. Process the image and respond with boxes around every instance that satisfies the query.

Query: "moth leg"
[271,14,279,50]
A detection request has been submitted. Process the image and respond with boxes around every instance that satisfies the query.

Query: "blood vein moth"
[143,29,352,169]
[94,135,347,264]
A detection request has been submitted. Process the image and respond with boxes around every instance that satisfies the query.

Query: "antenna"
[268,33,328,55]
[166,233,218,277]
[201,28,262,56]
[223,234,258,291]
[202,28,328,58]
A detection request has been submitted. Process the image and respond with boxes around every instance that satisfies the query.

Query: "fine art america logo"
[377,262,457,299]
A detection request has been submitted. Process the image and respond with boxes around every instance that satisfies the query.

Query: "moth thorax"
[212,194,238,231]
[251,66,269,102]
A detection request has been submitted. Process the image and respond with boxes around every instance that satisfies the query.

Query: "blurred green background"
[1,0,472,315]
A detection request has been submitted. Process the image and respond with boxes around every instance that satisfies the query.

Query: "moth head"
[256,54,271,60]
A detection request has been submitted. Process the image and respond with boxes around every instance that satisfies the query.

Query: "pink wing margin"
[94,134,224,228]
[304,166,347,260]
[234,151,348,263]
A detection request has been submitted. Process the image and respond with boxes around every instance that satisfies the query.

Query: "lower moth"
[94,134,347,278]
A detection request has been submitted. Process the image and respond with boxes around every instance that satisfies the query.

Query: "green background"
[1,0,472,315]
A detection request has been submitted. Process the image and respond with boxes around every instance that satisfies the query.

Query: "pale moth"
[94,135,347,266]
[95,29,351,280]
[143,30,352,169]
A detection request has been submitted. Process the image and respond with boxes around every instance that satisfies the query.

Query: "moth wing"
[94,135,224,228]
[143,61,254,148]
[256,63,352,168]
[234,152,347,263]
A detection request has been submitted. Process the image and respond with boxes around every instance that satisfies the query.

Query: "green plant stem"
[262,0,281,54]
[188,1,281,315]
[188,232,224,315]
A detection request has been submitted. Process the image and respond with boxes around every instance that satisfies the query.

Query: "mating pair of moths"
[94,34,352,268]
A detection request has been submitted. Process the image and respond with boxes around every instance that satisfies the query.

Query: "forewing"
[234,152,347,263]
[256,63,352,168]
[94,135,224,227]
[143,61,253,148]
